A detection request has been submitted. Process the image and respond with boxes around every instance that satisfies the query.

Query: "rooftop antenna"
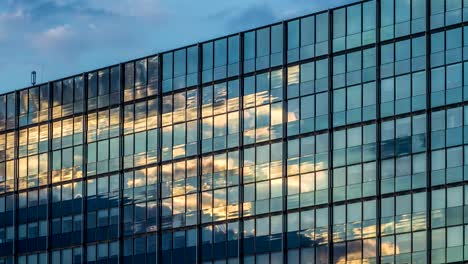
[31,71,36,86]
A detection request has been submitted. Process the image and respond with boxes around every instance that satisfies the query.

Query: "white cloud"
[43,24,71,38]
[0,9,25,21]
[0,9,26,41]
[31,24,74,50]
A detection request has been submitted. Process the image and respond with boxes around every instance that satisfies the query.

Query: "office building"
[0,0,467,263]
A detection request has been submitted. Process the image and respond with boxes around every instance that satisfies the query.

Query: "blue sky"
[0,0,358,92]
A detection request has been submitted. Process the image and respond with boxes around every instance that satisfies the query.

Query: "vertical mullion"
[238,32,245,264]
[328,8,334,264]
[118,63,125,262]
[13,90,19,263]
[196,42,203,264]
[281,20,288,264]
[82,72,89,264]
[426,0,433,262]
[157,55,163,264]
[375,0,382,262]
[46,82,53,264]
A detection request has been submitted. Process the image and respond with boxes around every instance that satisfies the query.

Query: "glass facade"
[1,0,468,263]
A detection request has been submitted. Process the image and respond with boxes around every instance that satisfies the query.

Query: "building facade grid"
[0,0,467,263]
